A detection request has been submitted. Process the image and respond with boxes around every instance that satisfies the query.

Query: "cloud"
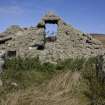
[0,5,25,16]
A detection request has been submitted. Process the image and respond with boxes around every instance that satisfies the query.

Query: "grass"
[0,56,105,105]
[0,57,56,94]
[82,57,105,105]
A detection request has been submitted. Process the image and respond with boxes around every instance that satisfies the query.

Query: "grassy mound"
[0,57,105,105]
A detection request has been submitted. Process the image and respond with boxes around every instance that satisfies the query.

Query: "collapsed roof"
[0,12,104,63]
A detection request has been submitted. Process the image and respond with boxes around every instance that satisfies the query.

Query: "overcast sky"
[0,0,105,34]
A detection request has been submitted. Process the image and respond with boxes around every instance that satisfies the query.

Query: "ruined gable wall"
[0,13,104,63]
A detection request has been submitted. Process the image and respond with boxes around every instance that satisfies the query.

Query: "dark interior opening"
[45,20,58,24]
[31,44,45,50]
[37,45,45,50]
[46,36,57,42]
[0,37,12,44]
[7,50,16,58]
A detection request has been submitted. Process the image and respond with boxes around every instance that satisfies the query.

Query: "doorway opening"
[45,24,58,42]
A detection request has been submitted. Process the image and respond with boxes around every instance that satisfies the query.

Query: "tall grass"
[0,57,57,98]
[56,57,85,71]
[82,57,105,105]
[0,56,105,105]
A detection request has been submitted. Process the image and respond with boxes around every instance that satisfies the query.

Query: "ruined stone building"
[0,12,104,63]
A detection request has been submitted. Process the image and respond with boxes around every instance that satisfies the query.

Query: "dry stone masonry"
[0,12,104,63]
[0,50,5,73]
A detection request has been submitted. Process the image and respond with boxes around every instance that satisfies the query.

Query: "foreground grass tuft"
[0,57,105,105]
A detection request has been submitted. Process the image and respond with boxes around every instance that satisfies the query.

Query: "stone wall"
[0,12,104,63]
[0,50,5,73]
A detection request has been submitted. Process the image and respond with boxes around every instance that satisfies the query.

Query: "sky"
[0,0,105,34]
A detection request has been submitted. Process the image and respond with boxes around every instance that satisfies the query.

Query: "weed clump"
[0,56,105,105]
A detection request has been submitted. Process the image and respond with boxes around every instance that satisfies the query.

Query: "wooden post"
[96,55,105,83]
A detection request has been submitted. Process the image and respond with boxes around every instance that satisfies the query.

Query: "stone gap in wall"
[0,11,104,63]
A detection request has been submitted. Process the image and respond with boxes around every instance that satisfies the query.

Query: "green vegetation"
[0,57,56,94]
[0,57,105,105]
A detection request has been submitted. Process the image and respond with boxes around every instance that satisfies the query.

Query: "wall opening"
[45,24,58,42]
[6,50,16,58]
[30,44,45,50]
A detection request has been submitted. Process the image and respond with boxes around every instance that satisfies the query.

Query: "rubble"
[0,79,3,86]
[5,25,23,34]
[0,50,5,73]
[0,12,104,63]
[0,36,12,44]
